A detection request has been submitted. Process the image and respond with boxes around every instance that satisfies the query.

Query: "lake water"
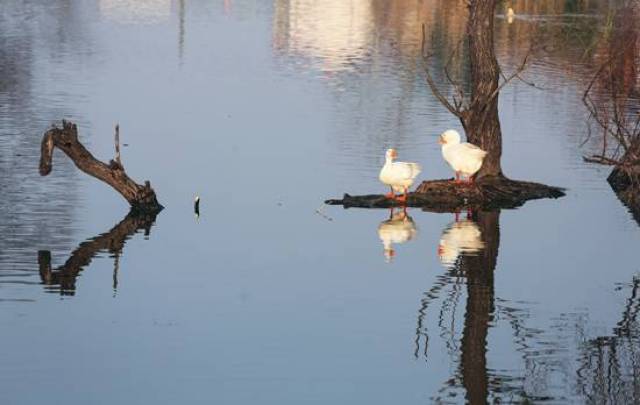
[1,1,638,403]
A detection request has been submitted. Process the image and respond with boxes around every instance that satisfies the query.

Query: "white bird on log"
[379,148,421,202]
[439,129,487,184]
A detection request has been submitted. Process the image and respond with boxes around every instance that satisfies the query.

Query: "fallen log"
[39,120,162,213]
[325,176,565,211]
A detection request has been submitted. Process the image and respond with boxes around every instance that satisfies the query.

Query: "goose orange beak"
[438,136,445,145]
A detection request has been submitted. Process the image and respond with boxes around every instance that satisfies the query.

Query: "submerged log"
[325,176,565,211]
[39,120,162,213]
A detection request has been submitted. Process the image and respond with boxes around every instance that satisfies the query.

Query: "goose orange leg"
[454,172,462,183]
[396,187,408,204]
[385,186,395,200]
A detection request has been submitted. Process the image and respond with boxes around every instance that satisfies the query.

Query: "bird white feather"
[440,129,487,178]
[379,149,422,193]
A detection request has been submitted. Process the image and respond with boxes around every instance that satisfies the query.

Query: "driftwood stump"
[326,176,565,211]
[39,120,162,213]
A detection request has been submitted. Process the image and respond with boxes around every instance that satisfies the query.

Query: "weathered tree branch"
[582,2,640,205]
[39,120,162,213]
[421,24,464,119]
[486,52,530,106]
[583,155,620,166]
[114,123,122,166]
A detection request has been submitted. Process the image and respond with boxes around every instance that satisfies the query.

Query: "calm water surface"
[1,1,638,403]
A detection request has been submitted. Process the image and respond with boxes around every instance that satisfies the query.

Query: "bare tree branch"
[40,120,162,212]
[421,23,465,118]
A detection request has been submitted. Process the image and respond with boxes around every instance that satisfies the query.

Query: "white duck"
[379,148,422,201]
[378,209,417,262]
[439,129,487,184]
[437,219,485,269]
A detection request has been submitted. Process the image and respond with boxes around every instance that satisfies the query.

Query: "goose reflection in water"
[377,208,417,262]
[437,217,485,269]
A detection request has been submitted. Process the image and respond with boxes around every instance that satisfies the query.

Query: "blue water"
[1,1,638,403]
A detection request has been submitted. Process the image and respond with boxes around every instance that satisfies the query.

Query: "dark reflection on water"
[576,276,640,404]
[415,211,502,402]
[38,211,157,296]
[416,211,640,403]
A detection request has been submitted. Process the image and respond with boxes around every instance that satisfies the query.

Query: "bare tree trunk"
[39,120,162,213]
[461,0,503,179]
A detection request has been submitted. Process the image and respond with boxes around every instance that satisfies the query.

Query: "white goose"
[439,129,487,184]
[378,209,417,262]
[437,219,485,269]
[379,148,422,201]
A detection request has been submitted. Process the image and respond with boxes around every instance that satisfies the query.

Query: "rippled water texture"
[1,1,639,403]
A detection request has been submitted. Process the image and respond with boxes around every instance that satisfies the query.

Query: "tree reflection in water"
[38,211,157,296]
[576,276,640,404]
[415,211,640,403]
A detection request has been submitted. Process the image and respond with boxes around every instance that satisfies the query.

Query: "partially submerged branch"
[39,120,162,213]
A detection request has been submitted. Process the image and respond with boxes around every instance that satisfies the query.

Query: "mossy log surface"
[325,176,565,211]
